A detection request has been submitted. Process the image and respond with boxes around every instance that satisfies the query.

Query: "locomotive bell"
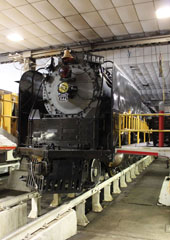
[62,49,74,59]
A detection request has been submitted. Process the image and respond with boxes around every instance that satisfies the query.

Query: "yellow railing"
[118,113,170,147]
[0,93,18,137]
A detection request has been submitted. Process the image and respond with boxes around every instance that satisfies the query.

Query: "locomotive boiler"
[17,50,148,193]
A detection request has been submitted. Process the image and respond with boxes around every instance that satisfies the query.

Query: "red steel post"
[159,102,164,147]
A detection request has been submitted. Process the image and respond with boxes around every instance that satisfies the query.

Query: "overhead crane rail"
[118,113,170,147]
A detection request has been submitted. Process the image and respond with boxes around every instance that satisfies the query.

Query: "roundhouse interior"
[0,1,170,240]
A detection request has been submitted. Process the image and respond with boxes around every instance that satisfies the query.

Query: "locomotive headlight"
[58,82,69,93]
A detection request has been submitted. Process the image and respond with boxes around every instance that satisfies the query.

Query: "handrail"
[120,113,170,116]
[118,112,170,147]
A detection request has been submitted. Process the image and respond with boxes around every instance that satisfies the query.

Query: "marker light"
[7,33,24,42]
[156,6,170,19]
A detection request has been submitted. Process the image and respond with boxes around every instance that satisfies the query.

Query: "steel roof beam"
[1,34,170,63]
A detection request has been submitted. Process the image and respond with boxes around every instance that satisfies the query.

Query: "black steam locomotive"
[17,50,148,193]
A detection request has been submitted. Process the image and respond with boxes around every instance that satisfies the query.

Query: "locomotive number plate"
[58,93,68,102]
[84,54,104,64]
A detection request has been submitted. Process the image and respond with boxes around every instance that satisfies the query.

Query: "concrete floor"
[70,159,170,240]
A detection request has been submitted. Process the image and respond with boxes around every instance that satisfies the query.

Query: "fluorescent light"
[156,6,170,19]
[7,33,24,42]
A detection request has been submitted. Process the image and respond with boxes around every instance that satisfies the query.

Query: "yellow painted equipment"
[0,92,18,138]
[118,113,170,147]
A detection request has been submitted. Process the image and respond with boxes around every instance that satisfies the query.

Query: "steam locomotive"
[17,50,148,193]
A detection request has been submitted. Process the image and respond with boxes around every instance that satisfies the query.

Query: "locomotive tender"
[17,50,148,193]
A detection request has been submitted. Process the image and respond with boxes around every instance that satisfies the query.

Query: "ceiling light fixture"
[156,6,170,19]
[7,33,24,42]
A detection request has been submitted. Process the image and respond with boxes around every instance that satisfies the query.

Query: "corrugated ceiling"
[0,0,169,54]
[0,0,170,107]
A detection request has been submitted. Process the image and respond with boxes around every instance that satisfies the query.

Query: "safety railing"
[0,93,18,136]
[118,113,170,147]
